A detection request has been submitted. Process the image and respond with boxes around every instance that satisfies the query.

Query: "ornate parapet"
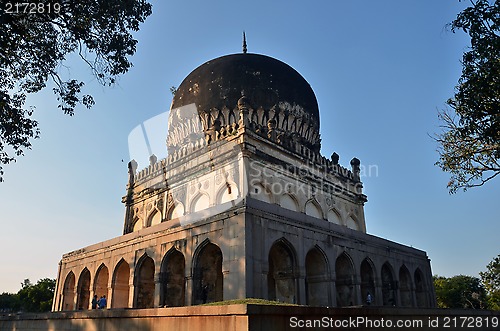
[165,97,331,172]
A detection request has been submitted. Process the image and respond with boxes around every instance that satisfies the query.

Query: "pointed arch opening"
[335,252,355,307]
[160,248,186,307]
[399,265,413,307]
[193,241,223,305]
[305,246,329,306]
[61,271,75,311]
[414,268,428,307]
[360,258,375,305]
[134,255,155,308]
[381,262,396,306]
[77,268,91,310]
[94,264,109,301]
[112,259,130,308]
[268,239,297,303]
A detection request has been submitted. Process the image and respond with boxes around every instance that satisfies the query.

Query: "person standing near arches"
[366,292,373,305]
[91,295,98,309]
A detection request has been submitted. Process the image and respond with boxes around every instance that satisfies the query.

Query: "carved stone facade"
[52,52,436,311]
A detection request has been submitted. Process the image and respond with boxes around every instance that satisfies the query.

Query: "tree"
[435,0,500,193]
[0,292,20,313]
[0,0,152,181]
[433,275,487,309]
[17,278,56,312]
[480,254,500,310]
[0,278,56,313]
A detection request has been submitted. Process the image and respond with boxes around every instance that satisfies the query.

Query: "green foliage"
[0,278,55,313]
[433,275,487,309]
[0,0,152,181]
[17,278,56,312]
[435,0,500,193]
[0,292,20,312]
[480,254,500,310]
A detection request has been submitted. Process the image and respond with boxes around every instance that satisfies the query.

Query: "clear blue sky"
[1,0,499,293]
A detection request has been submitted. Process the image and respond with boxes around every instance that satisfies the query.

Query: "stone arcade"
[52,49,436,311]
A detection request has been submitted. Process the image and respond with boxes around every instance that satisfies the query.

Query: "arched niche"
[134,255,155,308]
[381,262,396,306]
[280,194,298,212]
[61,271,75,311]
[191,194,210,213]
[132,217,143,232]
[217,182,239,204]
[327,209,342,225]
[192,241,223,305]
[160,248,186,307]
[414,268,428,307]
[250,183,271,203]
[346,216,359,231]
[166,202,185,221]
[149,210,162,227]
[305,200,323,219]
[305,246,329,306]
[268,238,297,303]
[399,265,413,307]
[360,258,375,305]
[112,259,130,308]
[77,268,91,310]
[335,253,355,307]
[94,264,109,301]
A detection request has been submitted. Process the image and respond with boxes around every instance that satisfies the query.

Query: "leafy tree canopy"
[0,0,152,181]
[0,278,55,313]
[17,278,55,312]
[436,0,500,193]
[433,274,487,309]
[0,292,20,312]
[480,254,500,310]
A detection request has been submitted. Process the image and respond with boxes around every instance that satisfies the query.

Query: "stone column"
[411,284,417,307]
[374,276,383,306]
[328,276,335,307]
[106,286,112,309]
[72,287,78,311]
[89,277,95,310]
[52,261,62,311]
[331,270,338,307]
[185,275,193,306]
[296,273,306,305]
[128,273,135,308]
[353,275,362,305]
[331,280,338,307]
[154,273,162,307]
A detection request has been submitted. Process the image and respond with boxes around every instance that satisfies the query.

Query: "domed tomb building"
[52,49,436,310]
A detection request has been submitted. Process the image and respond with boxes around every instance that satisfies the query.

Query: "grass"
[200,298,300,306]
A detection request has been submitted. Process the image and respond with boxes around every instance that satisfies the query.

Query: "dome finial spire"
[242,31,247,54]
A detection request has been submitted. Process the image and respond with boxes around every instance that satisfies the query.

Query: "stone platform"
[1,304,499,331]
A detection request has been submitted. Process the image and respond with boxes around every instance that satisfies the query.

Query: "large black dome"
[167,53,322,155]
[171,53,319,126]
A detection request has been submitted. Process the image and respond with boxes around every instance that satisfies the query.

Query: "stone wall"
[2,305,499,331]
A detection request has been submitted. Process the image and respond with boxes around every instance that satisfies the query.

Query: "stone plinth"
[2,304,500,331]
